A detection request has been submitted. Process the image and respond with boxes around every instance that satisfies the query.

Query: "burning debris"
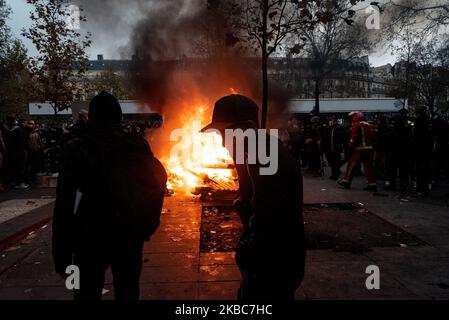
[122,3,254,198]
[162,105,238,196]
[106,1,291,201]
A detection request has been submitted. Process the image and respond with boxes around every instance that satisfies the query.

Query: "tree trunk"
[53,103,58,122]
[403,57,410,109]
[313,78,320,115]
[261,0,269,129]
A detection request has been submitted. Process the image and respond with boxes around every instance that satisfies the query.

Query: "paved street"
[0,173,449,300]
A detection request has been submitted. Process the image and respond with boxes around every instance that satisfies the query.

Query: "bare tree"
[389,26,423,109]
[230,0,303,128]
[391,34,449,114]
[411,38,449,115]
[294,0,372,114]
[385,0,449,33]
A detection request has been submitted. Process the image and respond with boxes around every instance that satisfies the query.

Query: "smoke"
[74,0,294,159]
[73,0,153,58]
[123,0,249,158]
[120,0,292,159]
[129,2,254,106]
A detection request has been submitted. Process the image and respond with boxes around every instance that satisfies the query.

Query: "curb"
[0,202,54,252]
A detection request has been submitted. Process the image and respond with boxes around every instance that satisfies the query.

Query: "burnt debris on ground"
[200,203,427,254]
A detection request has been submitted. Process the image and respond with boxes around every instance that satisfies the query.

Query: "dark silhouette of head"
[201,94,259,132]
[88,91,122,126]
[6,116,16,127]
[415,106,429,121]
[18,118,27,127]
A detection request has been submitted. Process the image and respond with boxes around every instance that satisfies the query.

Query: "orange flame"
[229,87,240,95]
[162,105,236,193]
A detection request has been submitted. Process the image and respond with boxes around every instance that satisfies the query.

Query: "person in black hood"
[52,92,167,300]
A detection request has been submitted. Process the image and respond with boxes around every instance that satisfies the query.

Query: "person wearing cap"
[52,91,167,300]
[202,94,306,300]
[338,112,377,191]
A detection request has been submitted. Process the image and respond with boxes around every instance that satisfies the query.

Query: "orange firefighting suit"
[341,121,376,187]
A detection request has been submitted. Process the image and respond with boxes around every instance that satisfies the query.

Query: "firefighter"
[338,112,377,192]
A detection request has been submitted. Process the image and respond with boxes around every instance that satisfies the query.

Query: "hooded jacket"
[52,124,167,273]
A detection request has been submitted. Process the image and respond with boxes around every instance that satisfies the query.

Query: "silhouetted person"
[321,117,345,180]
[202,95,306,300]
[52,92,167,300]
[27,120,41,183]
[10,119,30,189]
[389,115,412,191]
[430,115,448,186]
[2,116,17,187]
[375,116,395,189]
[304,116,322,176]
[374,116,391,182]
[0,127,6,192]
[286,117,302,168]
[69,109,89,138]
[412,107,432,196]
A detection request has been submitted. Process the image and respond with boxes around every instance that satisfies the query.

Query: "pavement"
[0,188,55,252]
[0,171,449,300]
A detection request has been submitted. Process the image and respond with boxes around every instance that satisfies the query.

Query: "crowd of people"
[0,111,160,192]
[0,117,68,191]
[280,108,449,196]
[2,106,448,197]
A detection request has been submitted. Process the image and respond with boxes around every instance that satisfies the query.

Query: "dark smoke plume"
[127,0,260,111]
[75,0,292,131]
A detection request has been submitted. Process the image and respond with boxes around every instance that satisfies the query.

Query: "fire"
[163,105,237,193]
[229,87,240,94]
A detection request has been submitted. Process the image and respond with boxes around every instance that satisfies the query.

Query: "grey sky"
[5,0,396,67]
